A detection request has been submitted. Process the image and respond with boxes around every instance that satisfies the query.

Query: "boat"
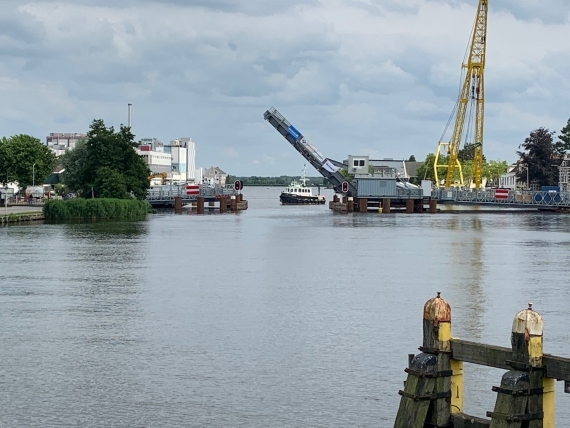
[280,166,326,205]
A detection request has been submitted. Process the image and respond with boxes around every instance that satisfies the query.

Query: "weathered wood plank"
[544,354,570,382]
[451,339,512,370]
[451,413,491,428]
[450,339,570,381]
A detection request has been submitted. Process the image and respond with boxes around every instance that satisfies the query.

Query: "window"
[359,160,365,167]
[353,160,359,167]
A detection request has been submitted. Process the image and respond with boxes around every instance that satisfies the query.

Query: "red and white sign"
[186,185,200,195]
[494,188,509,199]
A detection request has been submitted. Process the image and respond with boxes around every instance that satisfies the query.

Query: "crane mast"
[434,0,487,189]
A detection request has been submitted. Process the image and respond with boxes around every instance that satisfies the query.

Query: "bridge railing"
[432,188,570,207]
[146,184,237,201]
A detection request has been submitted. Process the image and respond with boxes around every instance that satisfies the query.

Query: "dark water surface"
[2,187,570,427]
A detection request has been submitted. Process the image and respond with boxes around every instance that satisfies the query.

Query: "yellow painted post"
[450,359,463,414]
[542,377,555,428]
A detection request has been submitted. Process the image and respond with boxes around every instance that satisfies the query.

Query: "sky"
[1,0,569,176]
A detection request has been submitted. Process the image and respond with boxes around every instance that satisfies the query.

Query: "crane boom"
[435,0,488,189]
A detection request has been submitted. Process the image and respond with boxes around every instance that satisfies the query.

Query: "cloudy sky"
[2,0,569,176]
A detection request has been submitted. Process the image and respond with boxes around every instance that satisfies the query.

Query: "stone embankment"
[0,211,45,225]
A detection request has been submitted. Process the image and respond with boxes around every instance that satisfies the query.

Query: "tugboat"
[280,166,326,205]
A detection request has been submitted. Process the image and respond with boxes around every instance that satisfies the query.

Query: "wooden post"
[394,293,453,428]
[347,197,354,213]
[406,199,414,214]
[219,196,227,213]
[382,198,391,214]
[512,304,546,428]
[359,198,368,213]
[487,304,545,428]
[230,195,237,212]
[238,193,243,202]
[174,196,182,214]
[197,197,204,214]
[423,292,453,427]
[429,199,437,213]
[342,196,348,204]
[333,195,339,203]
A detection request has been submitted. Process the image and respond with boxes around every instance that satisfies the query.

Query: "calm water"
[1,187,570,427]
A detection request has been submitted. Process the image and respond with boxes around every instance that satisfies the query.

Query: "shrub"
[43,198,151,221]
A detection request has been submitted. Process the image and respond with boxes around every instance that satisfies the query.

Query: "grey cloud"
[426,0,570,24]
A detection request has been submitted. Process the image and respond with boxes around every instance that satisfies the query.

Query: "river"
[1,187,570,427]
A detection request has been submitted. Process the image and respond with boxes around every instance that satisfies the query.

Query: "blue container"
[541,186,560,192]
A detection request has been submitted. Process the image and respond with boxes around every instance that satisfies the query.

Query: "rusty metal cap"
[512,303,543,336]
[423,292,451,325]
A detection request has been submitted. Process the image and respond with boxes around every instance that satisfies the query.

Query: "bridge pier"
[219,196,227,213]
[429,199,437,214]
[382,198,391,214]
[197,197,204,214]
[230,196,237,212]
[174,196,182,214]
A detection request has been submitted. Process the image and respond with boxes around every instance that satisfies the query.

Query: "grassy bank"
[43,198,151,220]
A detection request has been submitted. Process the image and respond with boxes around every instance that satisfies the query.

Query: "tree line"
[226,175,329,187]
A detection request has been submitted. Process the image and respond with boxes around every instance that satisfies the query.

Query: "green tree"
[61,139,88,192]
[556,118,570,153]
[415,153,440,183]
[516,127,558,187]
[482,160,508,186]
[408,155,416,162]
[62,120,150,199]
[0,134,56,189]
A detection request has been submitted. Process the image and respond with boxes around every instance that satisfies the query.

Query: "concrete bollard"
[197,197,205,214]
[406,199,414,214]
[382,198,391,214]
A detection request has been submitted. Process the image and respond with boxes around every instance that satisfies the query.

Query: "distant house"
[499,164,526,190]
[203,166,227,185]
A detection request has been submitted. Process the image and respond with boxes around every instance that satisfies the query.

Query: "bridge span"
[146,184,238,207]
[433,189,570,210]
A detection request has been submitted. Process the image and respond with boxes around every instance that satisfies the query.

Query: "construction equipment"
[149,172,167,185]
[433,0,488,189]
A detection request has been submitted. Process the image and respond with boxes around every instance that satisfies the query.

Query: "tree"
[62,120,150,199]
[482,160,508,186]
[556,118,570,154]
[0,134,56,189]
[414,153,439,183]
[516,127,558,187]
[408,155,416,162]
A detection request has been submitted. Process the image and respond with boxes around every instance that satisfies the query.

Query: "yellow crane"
[433,0,488,189]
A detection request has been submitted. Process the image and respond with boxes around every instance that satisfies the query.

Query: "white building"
[498,164,525,190]
[203,166,227,185]
[168,138,196,182]
[136,145,172,174]
[46,133,87,156]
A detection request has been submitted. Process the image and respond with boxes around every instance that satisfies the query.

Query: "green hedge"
[43,198,151,220]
